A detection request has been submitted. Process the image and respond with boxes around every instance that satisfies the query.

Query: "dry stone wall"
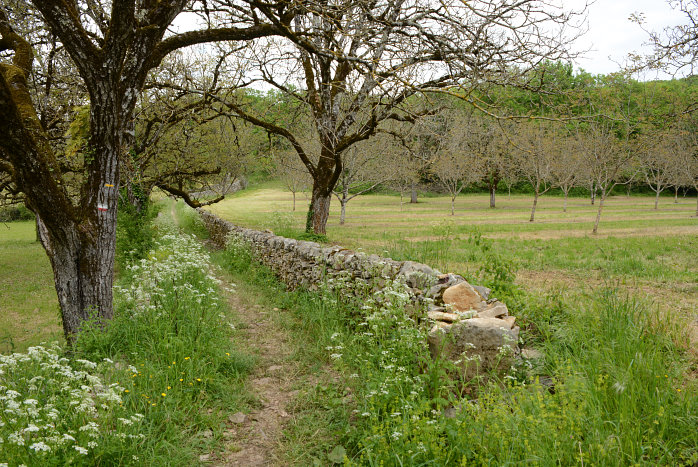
[198,209,520,377]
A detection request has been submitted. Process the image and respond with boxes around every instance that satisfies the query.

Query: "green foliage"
[115,190,159,272]
[173,201,209,239]
[73,226,252,464]
[64,105,91,159]
[0,204,34,222]
[1,219,254,465]
[0,345,148,465]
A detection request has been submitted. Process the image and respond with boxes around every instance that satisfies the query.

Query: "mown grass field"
[0,221,61,352]
[207,184,698,323]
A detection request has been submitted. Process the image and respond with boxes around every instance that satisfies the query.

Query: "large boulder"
[399,261,439,289]
[428,317,519,379]
[442,281,487,312]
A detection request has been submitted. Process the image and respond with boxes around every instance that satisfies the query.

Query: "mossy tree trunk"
[0,2,281,342]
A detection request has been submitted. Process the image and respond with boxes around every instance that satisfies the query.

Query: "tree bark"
[590,182,596,205]
[654,190,660,210]
[489,185,496,208]
[310,183,331,235]
[563,189,568,213]
[340,199,347,224]
[37,215,115,340]
[339,186,348,225]
[292,191,296,211]
[410,181,418,203]
[451,195,455,216]
[674,186,679,204]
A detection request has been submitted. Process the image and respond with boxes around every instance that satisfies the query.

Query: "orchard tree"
[333,134,395,224]
[0,1,291,341]
[550,133,583,212]
[275,147,312,212]
[577,119,637,234]
[675,115,698,215]
[218,0,586,234]
[513,121,557,222]
[433,118,483,215]
[641,130,677,209]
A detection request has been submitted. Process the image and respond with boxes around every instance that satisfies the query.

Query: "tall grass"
[1,209,253,465]
[217,232,698,466]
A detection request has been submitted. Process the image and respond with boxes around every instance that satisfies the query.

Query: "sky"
[172,0,691,81]
[570,0,689,79]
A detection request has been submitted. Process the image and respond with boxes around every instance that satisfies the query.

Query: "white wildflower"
[29,442,51,452]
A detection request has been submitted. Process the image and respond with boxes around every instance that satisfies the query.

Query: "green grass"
[212,221,698,466]
[206,189,698,319]
[0,221,61,352]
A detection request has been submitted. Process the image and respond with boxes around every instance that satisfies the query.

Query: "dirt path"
[211,281,302,466]
[171,202,303,465]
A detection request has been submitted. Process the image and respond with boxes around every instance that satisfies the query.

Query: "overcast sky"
[570,0,689,79]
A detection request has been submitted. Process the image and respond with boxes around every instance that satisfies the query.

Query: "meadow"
[207,185,698,323]
[0,221,61,352]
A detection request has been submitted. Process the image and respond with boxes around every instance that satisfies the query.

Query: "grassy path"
[173,202,339,465]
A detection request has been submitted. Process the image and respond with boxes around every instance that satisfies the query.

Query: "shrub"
[115,197,159,271]
[0,205,34,222]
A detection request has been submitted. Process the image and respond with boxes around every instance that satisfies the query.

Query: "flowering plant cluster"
[320,275,452,461]
[0,344,144,465]
[116,231,222,318]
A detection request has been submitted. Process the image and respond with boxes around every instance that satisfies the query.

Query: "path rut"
[212,288,299,466]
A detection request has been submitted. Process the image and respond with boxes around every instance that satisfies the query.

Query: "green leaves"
[327,445,347,464]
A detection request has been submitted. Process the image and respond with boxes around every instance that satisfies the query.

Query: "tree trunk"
[1,61,122,344]
[310,183,331,235]
[340,199,347,224]
[489,185,496,208]
[451,195,455,216]
[674,186,679,204]
[37,215,116,341]
[563,189,568,213]
[529,190,539,222]
[592,190,607,234]
[292,191,296,211]
[590,182,596,205]
[410,181,418,203]
[339,186,349,225]
[654,190,660,210]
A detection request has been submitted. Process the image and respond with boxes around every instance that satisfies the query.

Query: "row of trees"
[266,69,698,232]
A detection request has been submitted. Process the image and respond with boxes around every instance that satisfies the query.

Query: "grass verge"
[1,210,254,465]
[204,204,698,466]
